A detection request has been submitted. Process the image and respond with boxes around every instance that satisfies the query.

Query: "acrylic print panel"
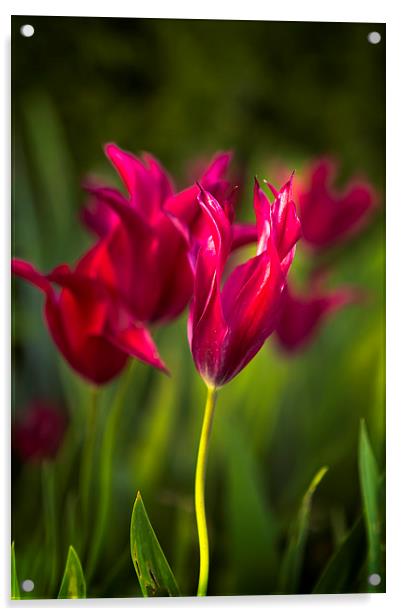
[11,16,385,599]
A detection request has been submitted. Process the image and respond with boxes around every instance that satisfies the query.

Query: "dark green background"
[12,17,385,598]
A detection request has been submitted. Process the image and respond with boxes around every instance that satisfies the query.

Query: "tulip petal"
[219,236,284,384]
[271,175,301,263]
[253,179,272,255]
[12,258,54,296]
[12,259,76,370]
[299,159,377,248]
[81,184,120,237]
[231,222,257,250]
[106,324,168,374]
[105,144,172,218]
[47,266,109,341]
[275,282,359,352]
[85,185,151,232]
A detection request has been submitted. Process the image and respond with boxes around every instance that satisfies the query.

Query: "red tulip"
[84,145,256,324]
[13,401,67,462]
[12,247,166,385]
[189,176,301,387]
[299,159,377,249]
[275,277,358,352]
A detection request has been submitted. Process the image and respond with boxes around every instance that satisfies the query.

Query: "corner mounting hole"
[20,24,35,38]
[368,573,381,587]
[367,31,381,45]
[21,579,34,592]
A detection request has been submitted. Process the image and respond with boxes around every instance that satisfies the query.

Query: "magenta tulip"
[13,401,67,462]
[12,247,166,385]
[189,176,301,387]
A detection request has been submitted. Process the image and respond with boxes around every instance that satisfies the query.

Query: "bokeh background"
[11,17,385,598]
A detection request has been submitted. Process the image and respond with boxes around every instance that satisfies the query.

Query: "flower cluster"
[13,146,377,387]
[12,145,267,386]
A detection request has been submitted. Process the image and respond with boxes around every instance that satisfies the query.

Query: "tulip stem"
[86,360,135,581]
[195,385,218,597]
[80,385,99,541]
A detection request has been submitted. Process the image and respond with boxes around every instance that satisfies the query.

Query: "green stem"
[41,461,58,594]
[86,361,135,580]
[79,386,99,539]
[195,385,218,597]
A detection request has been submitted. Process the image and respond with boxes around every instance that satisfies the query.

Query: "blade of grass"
[313,517,366,594]
[130,492,180,597]
[11,542,20,599]
[58,546,86,599]
[358,419,385,591]
[278,466,328,594]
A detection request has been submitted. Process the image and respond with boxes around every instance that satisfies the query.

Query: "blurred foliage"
[11,16,385,598]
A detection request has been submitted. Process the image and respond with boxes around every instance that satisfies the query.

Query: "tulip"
[189,177,300,388]
[12,247,166,386]
[84,145,256,325]
[275,278,358,352]
[190,176,300,596]
[13,401,67,462]
[299,158,377,249]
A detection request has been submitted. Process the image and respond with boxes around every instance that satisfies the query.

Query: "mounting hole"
[367,31,381,45]
[20,24,35,38]
[368,573,381,587]
[21,579,34,592]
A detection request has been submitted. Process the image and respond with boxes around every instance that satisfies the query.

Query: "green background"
[11,17,385,598]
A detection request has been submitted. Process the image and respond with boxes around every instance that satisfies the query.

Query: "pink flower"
[275,277,358,352]
[12,245,166,385]
[84,145,256,324]
[189,177,301,387]
[299,159,377,249]
[13,401,67,462]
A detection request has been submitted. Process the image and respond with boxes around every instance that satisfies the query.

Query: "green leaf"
[313,517,366,594]
[130,492,180,597]
[58,546,86,599]
[11,542,20,600]
[278,466,328,594]
[358,419,385,591]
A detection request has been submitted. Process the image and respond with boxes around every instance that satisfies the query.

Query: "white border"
[2,1,401,614]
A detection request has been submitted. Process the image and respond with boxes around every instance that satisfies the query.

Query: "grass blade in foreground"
[130,492,180,597]
[58,546,86,599]
[11,542,20,600]
[358,419,385,591]
[278,466,328,594]
[313,517,366,593]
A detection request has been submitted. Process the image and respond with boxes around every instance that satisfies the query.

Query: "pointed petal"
[106,324,168,374]
[12,258,54,296]
[81,184,119,237]
[270,175,301,264]
[201,152,232,184]
[275,282,358,352]
[253,178,272,254]
[85,185,151,232]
